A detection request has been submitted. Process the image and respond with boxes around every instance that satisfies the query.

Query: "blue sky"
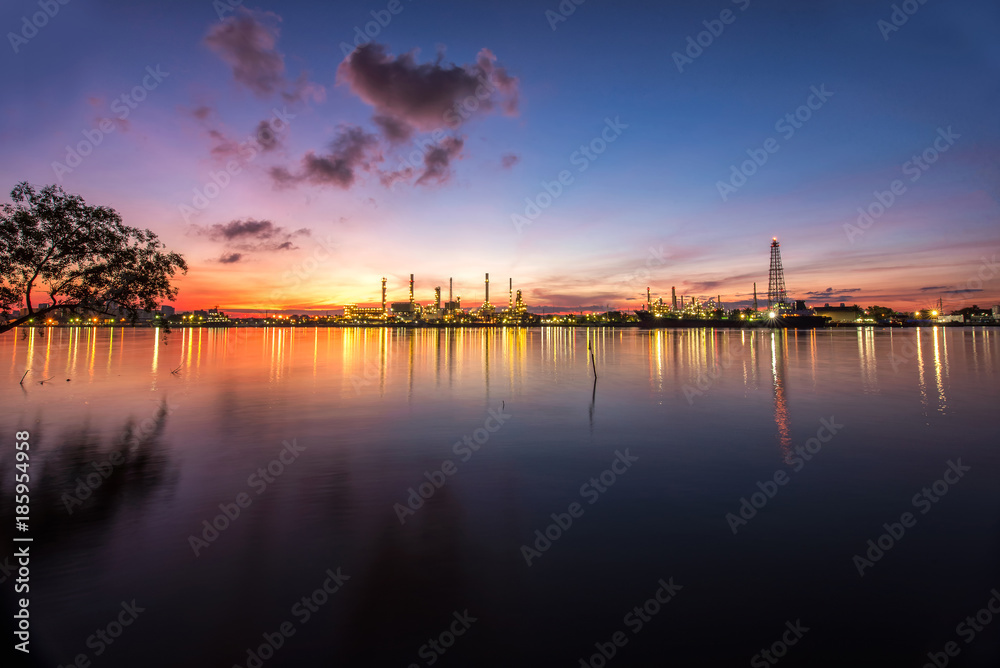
[2,0,998,312]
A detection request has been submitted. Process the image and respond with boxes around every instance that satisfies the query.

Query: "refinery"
[341,272,534,325]
[11,238,1000,329]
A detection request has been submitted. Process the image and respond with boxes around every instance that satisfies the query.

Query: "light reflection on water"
[1,326,998,666]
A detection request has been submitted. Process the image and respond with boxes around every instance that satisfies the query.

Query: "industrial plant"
[343,273,535,325]
[636,237,827,328]
[14,237,997,330]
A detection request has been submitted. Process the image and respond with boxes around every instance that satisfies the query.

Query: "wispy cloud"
[204,8,322,103]
[191,218,310,252]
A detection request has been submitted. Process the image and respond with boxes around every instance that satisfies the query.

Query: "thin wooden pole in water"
[588,340,597,379]
[19,369,29,385]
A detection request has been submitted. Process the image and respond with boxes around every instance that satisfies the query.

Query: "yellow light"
[768,311,776,318]
[914,311,920,317]
[931,311,938,316]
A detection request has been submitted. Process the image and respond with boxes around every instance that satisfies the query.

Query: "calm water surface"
[2,326,999,667]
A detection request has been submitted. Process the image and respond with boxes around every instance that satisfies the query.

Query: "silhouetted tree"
[0,182,186,333]
[865,305,895,320]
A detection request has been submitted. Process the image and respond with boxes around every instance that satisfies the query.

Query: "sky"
[3,0,999,314]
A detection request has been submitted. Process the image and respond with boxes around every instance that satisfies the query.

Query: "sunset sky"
[3,0,999,313]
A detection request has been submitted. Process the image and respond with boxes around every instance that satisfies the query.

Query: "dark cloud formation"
[204,8,322,103]
[270,126,381,189]
[919,286,948,291]
[416,137,464,185]
[375,136,465,188]
[192,105,213,120]
[336,43,519,134]
[194,219,309,252]
[208,129,240,161]
[202,115,288,163]
[270,42,517,190]
[372,114,413,143]
[804,287,862,296]
[685,280,725,293]
[501,153,520,169]
[218,252,243,264]
[254,119,280,151]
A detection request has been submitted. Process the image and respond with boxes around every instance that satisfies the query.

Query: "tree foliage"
[0,182,187,333]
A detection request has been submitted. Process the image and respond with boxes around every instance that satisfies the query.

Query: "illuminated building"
[344,304,384,320]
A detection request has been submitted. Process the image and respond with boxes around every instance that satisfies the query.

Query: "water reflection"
[770,331,792,460]
[2,326,999,666]
[858,327,878,394]
[932,327,948,413]
[0,400,176,543]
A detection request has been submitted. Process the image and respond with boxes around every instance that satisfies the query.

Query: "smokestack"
[671,286,677,310]
[647,286,651,309]
[718,295,721,306]
[449,278,453,302]
[509,278,513,310]
[485,273,490,305]
[381,277,387,313]
[753,282,758,311]
[409,274,414,304]
[434,287,441,309]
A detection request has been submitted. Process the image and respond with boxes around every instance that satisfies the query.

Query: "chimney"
[381,277,387,313]
[409,274,414,304]
[485,273,490,305]
[671,286,677,310]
